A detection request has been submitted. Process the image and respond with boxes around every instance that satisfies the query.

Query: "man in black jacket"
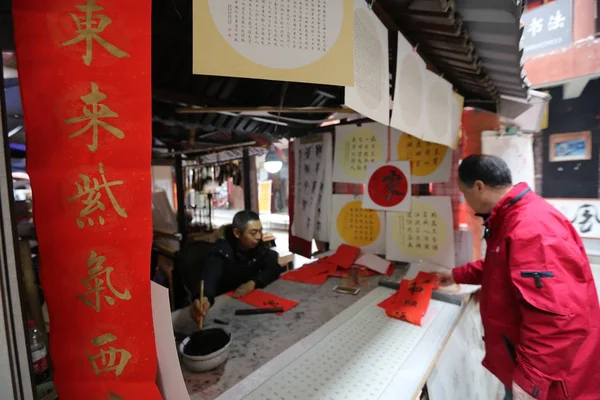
[190,210,282,322]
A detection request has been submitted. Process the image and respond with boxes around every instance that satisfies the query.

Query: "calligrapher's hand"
[512,382,536,400]
[435,271,455,287]
[190,296,210,322]
[233,280,256,298]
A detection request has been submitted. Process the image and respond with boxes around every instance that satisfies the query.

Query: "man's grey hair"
[232,210,260,232]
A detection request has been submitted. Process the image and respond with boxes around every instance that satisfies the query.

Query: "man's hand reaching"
[435,270,455,287]
[233,280,256,298]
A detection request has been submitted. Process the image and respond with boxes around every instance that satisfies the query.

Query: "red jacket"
[453,183,600,399]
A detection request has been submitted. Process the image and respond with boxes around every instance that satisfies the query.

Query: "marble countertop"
[171,265,409,400]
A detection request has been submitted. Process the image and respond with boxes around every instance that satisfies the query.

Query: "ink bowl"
[179,327,232,373]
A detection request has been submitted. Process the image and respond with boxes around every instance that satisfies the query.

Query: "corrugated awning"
[454,0,530,98]
[378,0,530,107]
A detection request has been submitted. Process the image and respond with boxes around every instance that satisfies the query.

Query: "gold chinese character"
[107,393,123,400]
[77,250,131,312]
[62,0,130,66]
[87,333,131,377]
[65,82,124,153]
[68,162,128,229]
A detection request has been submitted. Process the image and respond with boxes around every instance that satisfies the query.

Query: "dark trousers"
[504,386,513,400]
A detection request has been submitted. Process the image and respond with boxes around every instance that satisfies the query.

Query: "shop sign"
[521,0,573,56]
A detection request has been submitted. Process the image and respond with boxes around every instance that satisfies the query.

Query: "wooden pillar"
[243,148,252,211]
[573,0,596,42]
[18,240,45,336]
[0,57,36,400]
[174,154,187,244]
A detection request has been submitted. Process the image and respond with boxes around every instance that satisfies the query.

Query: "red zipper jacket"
[453,183,600,399]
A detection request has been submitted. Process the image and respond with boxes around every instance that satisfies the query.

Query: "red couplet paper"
[322,244,361,269]
[281,246,366,285]
[280,262,333,285]
[329,267,382,278]
[228,290,299,314]
[378,272,440,326]
[13,1,160,399]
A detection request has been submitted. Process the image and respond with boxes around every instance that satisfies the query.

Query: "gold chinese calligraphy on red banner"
[13,0,160,399]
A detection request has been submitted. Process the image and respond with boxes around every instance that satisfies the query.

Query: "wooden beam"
[242,148,251,211]
[157,140,257,157]
[176,106,357,114]
[174,154,187,244]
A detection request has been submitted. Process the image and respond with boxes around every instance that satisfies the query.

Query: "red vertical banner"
[13,1,161,399]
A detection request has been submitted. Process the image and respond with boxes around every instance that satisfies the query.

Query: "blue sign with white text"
[520,0,573,57]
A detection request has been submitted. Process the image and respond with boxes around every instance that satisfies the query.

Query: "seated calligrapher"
[190,210,282,322]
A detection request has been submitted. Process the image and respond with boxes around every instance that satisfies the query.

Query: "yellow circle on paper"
[397,134,447,177]
[336,200,381,247]
[208,0,345,69]
[341,128,384,179]
[392,201,447,259]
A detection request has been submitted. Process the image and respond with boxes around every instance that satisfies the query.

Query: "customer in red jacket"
[438,154,600,400]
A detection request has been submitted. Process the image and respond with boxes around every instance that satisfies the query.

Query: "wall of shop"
[461,108,501,260]
[228,156,259,212]
[541,79,600,199]
[256,152,290,214]
[151,165,175,210]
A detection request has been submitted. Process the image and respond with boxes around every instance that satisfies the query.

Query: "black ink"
[570,204,600,234]
[304,147,312,160]
[408,281,424,295]
[315,144,323,157]
[263,300,280,308]
[184,329,231,357]
[382,170,406,201]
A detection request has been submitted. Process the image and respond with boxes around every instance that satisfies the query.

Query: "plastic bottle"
[28,320,50,384]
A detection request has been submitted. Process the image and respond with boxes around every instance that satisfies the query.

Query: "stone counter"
[171,266,408,400]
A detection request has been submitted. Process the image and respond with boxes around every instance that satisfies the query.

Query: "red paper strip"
[324,244,361,269]
[280,261,334,285]
[329,267,383,278]
[13,1,160,398]
[282,272,330,285]
[379,273,438,326]
[415,271,441,289]
[228,290,299,314]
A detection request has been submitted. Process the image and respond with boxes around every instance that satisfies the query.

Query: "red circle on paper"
[368,165,408,208]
